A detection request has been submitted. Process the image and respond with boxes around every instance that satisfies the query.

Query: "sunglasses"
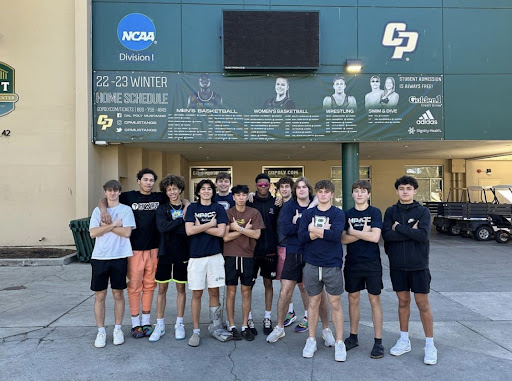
[257,182,270,187]
[371,79,380,83]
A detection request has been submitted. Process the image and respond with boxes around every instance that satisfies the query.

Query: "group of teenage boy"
[89,168,437,365]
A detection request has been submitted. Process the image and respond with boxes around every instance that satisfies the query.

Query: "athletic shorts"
[90,258,128,292]
[187,254,225,291]
[155,255,188,284]
[344,260,383,295]
[276,246,286,280]
[224,256,255,287]
[281,253,305,283]
[253,253,277,280]
[303,263,344,297]
[390,268,431,294]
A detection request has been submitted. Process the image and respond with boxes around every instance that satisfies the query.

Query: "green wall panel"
[444,0,512,8]
[358,0,441,6]
[444,9,512,74]
[358,7,443,74]
[444,75,512,140]
[92,2,182,71]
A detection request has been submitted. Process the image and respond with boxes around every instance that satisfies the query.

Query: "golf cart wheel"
[473,226,493,241]
[435,226,444,233]
[494,230,510,244]
[448,224,461,236]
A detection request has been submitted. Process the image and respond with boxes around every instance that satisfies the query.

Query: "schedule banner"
[93,72,443,142]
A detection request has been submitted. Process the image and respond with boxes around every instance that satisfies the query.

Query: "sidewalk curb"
[0,252,78,267]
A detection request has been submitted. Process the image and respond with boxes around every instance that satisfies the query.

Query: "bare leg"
[348,292,360,334]
[191,290,203,330]
[319,291,330,329]
[368,293,383,338]
[208,287,220,307]
[307,293,322,339]
[277,280,296,327]
[327,293,344,341]
[263,277,273,312]
[241,285,252,327]
[112,289,125,325]
[176,283,186,319]
[226,285,237,327]
[414,293,434,337]
[94,290,107,328]
[155,283,169,319]
[298,282,309,313]
[396,291,411,332]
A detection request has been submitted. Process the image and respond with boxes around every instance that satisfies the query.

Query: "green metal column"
[341,143,359,210]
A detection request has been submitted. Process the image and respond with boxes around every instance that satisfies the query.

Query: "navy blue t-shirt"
[344,206,383,266]
[185,202,228,258]
[214,193,235,211]
[278,199,309,254]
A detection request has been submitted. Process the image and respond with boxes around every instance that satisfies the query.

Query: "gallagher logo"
[0,61,19,117]
[117,13,156,51]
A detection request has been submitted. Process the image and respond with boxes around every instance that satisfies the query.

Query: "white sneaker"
[390,338,411,356]
[149,324,165,342]
[94,331,106,348]
[424,345,438,365]
[188,332,200,347]
[303,337,317,358]
[335,340,347,362]
[113,328,124,345]
[266,326,285,343]
[322,328,335,347]
[175,323,185,340]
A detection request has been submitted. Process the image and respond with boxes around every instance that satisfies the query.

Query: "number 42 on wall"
[1,130,11,136]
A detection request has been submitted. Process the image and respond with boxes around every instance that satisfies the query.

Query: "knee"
[416,300,431,312]
[192,290,203,300]
[158,284,168,295]
[398,298,410,308]
[348,293,360,303]
[176,284,186,295]
[208,288,220,299]
[112,290,124,302]
[95,291,107,303]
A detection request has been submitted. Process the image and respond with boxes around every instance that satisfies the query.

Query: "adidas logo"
[416,110,438,125]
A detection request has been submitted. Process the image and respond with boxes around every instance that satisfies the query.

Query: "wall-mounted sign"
[0,62,19,117]
[93,72,444,142]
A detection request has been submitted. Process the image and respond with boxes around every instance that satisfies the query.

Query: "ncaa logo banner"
[117,13,157,62]
[0,61,19,117]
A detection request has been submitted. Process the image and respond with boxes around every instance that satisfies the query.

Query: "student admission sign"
[93,72,443,143]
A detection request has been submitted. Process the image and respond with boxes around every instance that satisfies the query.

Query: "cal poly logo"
[117,13,156,51]
[0,62,19,117]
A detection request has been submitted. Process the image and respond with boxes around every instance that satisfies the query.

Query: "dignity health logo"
[117,13,156,51]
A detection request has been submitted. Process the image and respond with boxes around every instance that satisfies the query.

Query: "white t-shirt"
[89,204,136,260]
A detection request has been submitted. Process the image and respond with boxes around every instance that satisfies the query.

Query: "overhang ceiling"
[123,140,512,162]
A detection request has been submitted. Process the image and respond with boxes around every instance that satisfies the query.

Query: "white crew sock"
[176,316,184,324]
[114,325,121,331]
[157,318,164,326]
[98,327,106,334]
[288,303,294,313]
[425,337,435,348]
[141,313,150,326]
[265,310,271,319]
[131,316,140,328]
[400,331,409,342]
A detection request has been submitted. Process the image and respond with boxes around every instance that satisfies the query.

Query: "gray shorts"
[303,263,344,296]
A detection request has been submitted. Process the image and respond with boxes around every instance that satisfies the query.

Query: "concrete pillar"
[342,143,359,210]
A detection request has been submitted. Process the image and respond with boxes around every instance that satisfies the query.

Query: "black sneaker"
[248,319,258,336]
[131,326,144,339]
[263,318,273,335]
[229,327,242,341]
[344,336,359,350]
[371,343,384,359]
[241,328,255,341]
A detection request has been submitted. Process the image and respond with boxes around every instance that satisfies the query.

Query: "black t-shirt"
[119,190,167,250]
[185,202,228,258]
[214,193,235,211]
[344,205,383,266]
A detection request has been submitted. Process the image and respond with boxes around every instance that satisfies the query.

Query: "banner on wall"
[93,72,443,142]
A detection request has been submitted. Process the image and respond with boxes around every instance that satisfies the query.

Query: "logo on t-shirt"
[171,209,184,220]
[132,202,160,211]
[217,201,230,210]
[314,216,328,228]
[348,216,371,229]
[195,211,217,223]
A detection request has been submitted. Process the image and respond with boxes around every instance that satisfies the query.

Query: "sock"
[141,313,150,326]
[288,303,294,313]
[241,326,248,331]
[248,311,253,320]
[193,328,200,335]
[425,337,434,348]
[229,325,236,330]
[265,310,271,319]
[98,327,106,334]
[157,318,164,326]
[114,325,121,331]
[374,338,382,345]
[304,311,308,318]
[176,317,184,325]
[350,333,358,340]
[131,316,140,328]
[400,331,409,342]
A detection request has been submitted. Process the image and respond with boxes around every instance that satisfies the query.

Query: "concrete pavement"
[0,233,511,380]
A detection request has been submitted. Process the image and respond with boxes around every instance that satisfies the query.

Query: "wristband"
[240,227,244,233]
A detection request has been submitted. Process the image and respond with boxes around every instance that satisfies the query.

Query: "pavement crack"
[46,294,95,327]
[457,321,512,353]
[227,340,240,381]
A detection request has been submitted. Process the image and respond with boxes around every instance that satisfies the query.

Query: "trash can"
[69,217,95,262]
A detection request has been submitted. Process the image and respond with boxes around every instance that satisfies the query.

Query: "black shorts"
[281,253,305,283]
[390,268,431,294]
[225,256,255,287]
[90,258,128,292]
[155,255,188,283]
[253,253,277,280]
[344,260,383,295]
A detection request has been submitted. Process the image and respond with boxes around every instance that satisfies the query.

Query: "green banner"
[93,72,443,142]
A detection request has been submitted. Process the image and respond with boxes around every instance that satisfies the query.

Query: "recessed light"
[198,146,203,149]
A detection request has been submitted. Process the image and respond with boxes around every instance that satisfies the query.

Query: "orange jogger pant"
[127,249,159,316]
